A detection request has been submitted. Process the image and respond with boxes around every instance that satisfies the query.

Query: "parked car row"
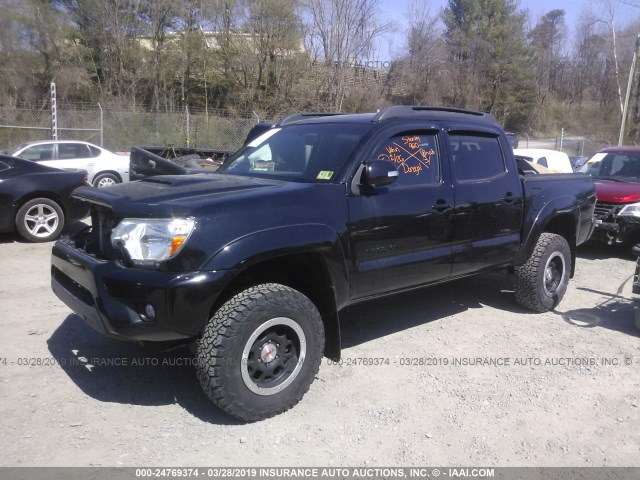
[2,140,129,188]
[0,140,128,243]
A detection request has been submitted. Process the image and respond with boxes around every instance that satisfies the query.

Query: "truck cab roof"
[281,106,498,126]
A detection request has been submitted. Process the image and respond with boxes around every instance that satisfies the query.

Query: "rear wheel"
[15,198,65,242]
[515,233,571,312]
[93,172,120,188]
[196,283,324,421]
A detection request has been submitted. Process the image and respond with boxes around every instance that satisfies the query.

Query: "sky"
[374,0,640,61]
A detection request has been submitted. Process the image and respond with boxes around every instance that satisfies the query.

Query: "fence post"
[50,82,58,140]
[97,103,104,147]
[559,128,564,152]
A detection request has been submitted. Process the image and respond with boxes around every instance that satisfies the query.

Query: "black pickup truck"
[51,106,596,421]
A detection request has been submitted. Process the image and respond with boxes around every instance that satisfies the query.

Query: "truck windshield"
[579,152,640,182]
[217,123,369,183]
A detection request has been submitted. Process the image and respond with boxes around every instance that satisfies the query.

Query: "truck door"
[347,127,454,299]
[447,130,524,276]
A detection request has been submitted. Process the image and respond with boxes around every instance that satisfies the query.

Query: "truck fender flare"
[203,224,348,360]
[202,223,343,270]
[517,195,579,267]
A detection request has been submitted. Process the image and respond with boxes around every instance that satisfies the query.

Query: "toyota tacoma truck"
[50,106,596,421]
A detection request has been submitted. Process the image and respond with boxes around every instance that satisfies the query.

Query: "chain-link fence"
[2,105,617,159]
[0,105,265,153]
[520,134,611,158]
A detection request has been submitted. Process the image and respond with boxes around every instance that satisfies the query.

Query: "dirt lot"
[0,228,639,467]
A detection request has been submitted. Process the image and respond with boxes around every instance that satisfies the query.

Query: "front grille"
[594,201,623,219]
[94,207,120,258]
[69,204,122,260]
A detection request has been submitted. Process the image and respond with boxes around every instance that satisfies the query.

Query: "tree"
[304,0,389,110]
[393,0,447,105]
[443,0,535,129]
[529,10,566,103]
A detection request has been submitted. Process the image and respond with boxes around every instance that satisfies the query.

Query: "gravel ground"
[0,228,639,467]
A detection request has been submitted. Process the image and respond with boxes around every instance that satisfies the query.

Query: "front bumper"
[592,219,640,245]
[51,238,237,341]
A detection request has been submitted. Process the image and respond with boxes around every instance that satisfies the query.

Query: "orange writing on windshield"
[377,135,435,176]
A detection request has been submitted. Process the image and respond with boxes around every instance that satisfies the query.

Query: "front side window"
[218,123,368,183]
[20,144,54,161]
[450,134,506,182]
[372,132,440,187]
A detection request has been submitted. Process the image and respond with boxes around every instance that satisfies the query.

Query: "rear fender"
[517,195,579,273]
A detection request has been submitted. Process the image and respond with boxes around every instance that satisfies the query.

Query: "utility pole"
[619,34,640,146]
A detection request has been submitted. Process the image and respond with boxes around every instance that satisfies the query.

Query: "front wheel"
[15,198,65,242]
[196,283,325,421]
[515,233,571,312]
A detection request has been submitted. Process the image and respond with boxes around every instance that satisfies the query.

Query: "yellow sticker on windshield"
[317,171,334,180]
[587,159,598,164]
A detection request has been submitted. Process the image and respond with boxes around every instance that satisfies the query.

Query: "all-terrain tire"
[515,233,571,312]
[196,283,325,422]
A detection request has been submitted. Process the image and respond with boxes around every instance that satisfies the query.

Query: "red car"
[579,146,640,244]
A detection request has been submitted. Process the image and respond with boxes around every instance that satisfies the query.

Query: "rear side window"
[372,132,440,187]
[450,134,505,182]
[58,143,91,159]
[89,146,102,158]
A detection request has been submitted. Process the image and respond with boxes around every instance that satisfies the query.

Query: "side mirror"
[363,160,399,187]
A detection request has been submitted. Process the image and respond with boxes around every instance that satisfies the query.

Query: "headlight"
[618,203,640,218]
[111,218,195,265]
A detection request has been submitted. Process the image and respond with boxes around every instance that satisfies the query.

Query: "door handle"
[502,192,516,203]
[432,199,453,212]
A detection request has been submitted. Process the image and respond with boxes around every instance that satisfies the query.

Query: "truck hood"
[71,173,309,217]
[594,179,640,204]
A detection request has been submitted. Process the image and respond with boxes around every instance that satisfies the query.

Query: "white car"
[513,148,574,173]
[4,140,130,188]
